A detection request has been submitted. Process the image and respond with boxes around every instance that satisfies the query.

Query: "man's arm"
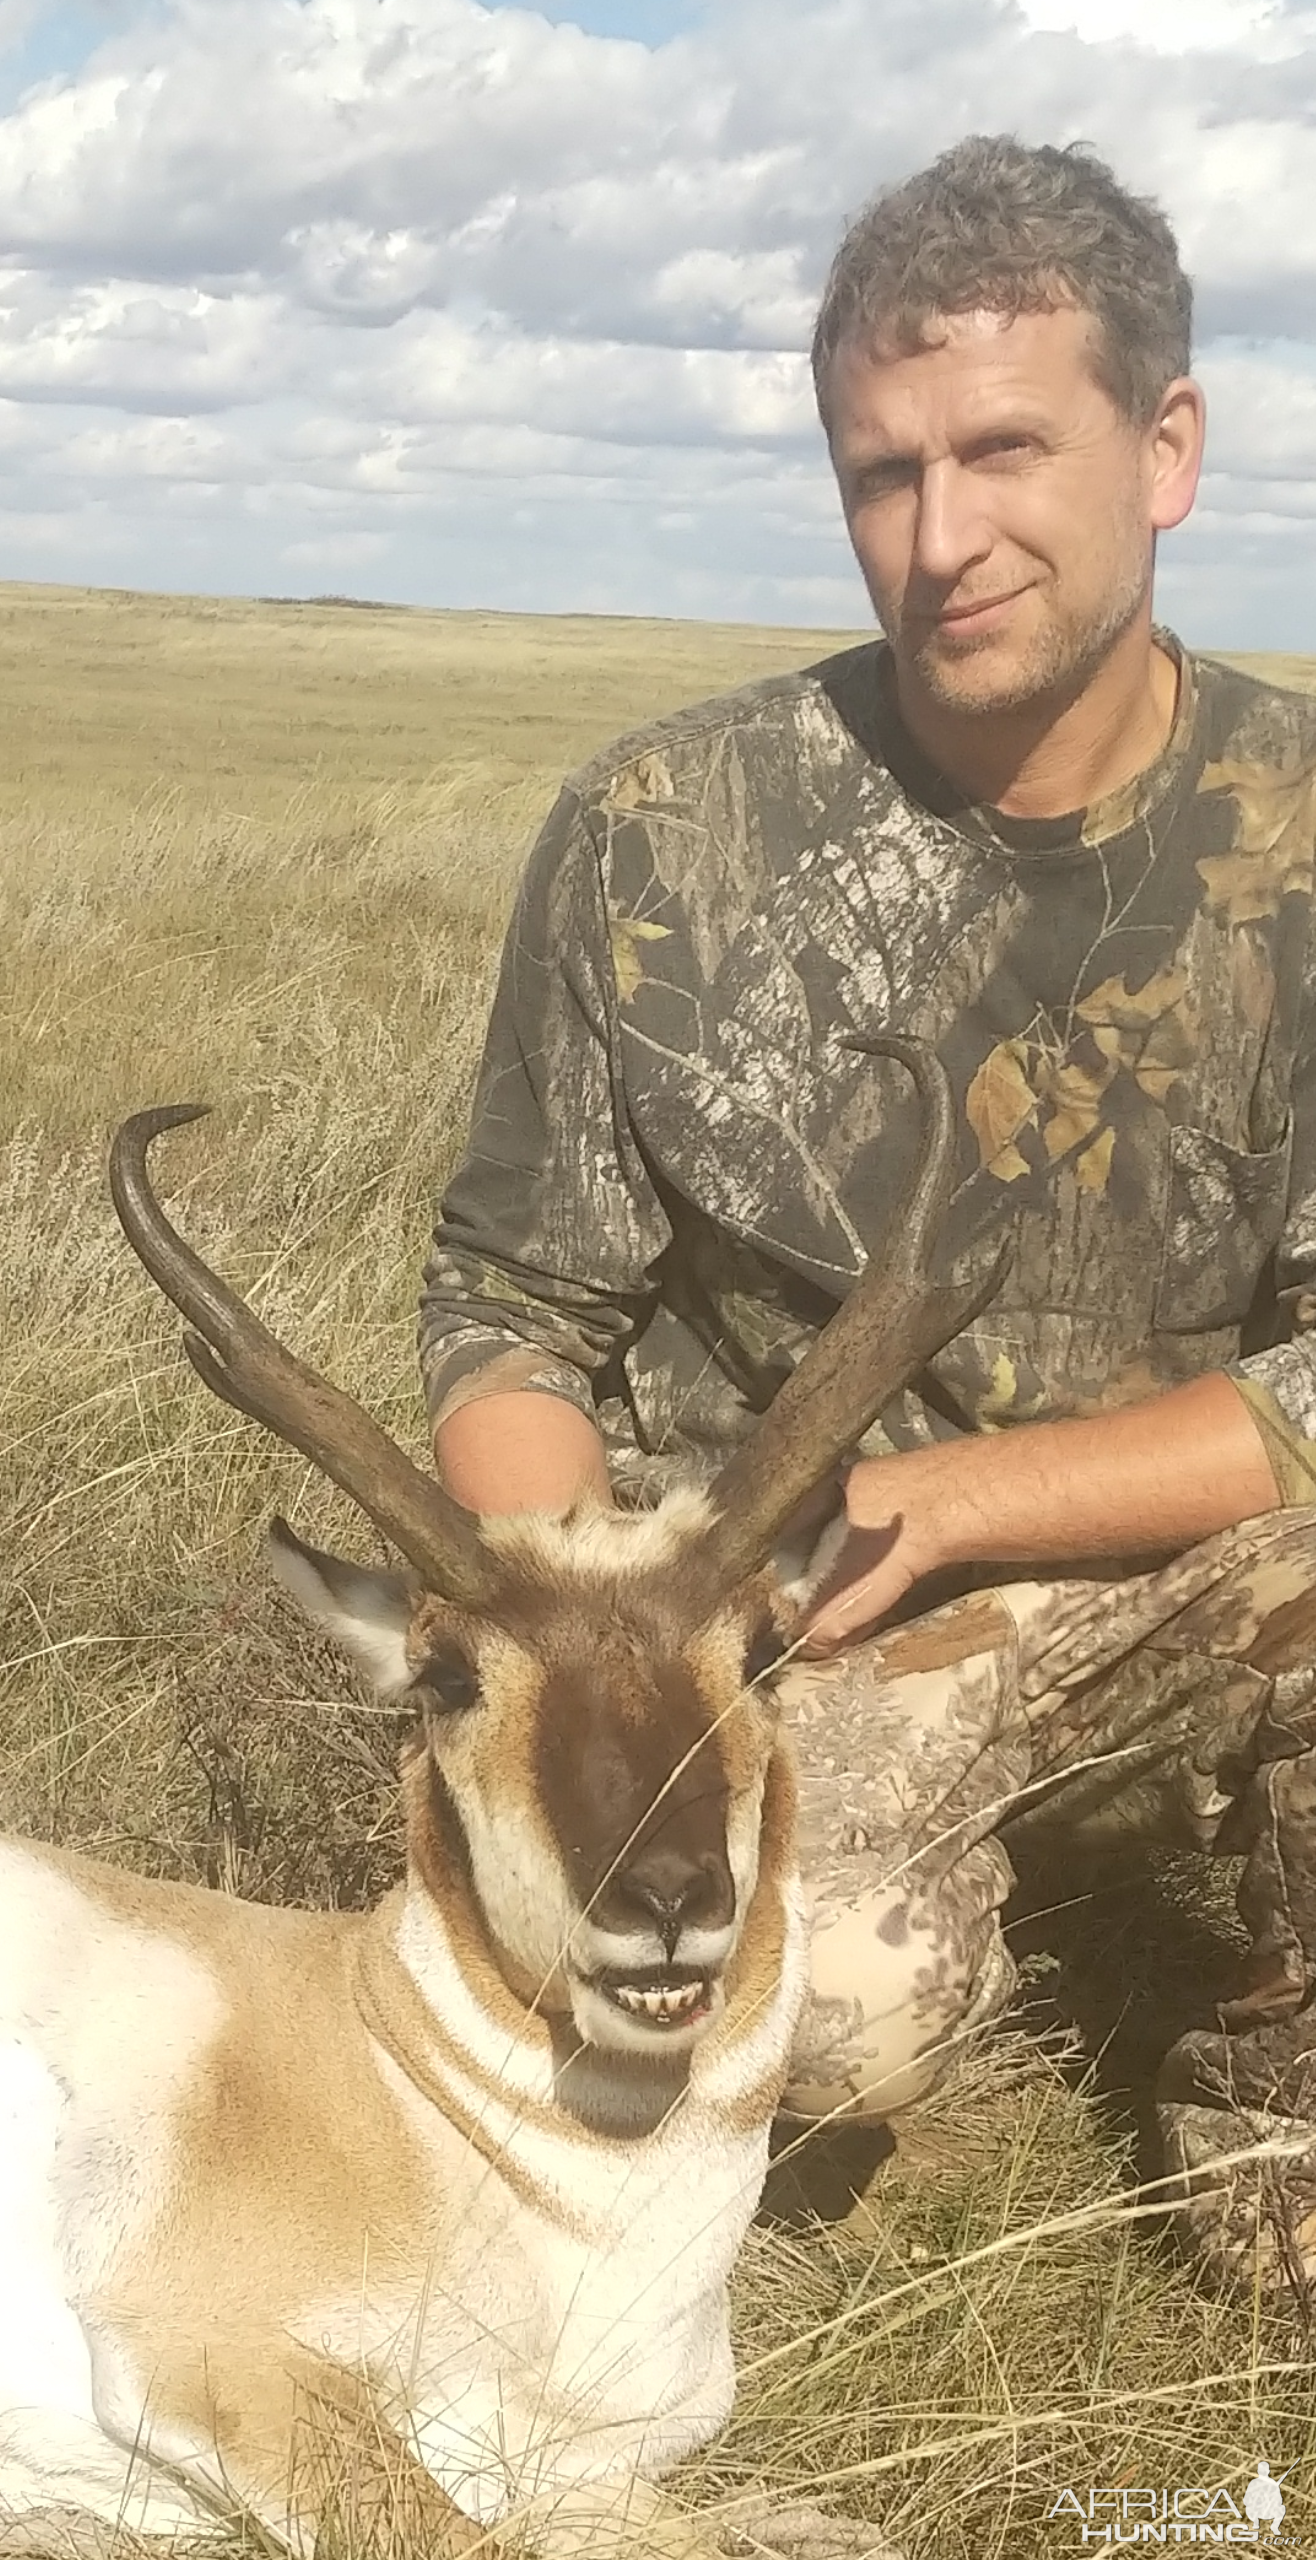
[437,1367,1281,1659]
[436,1391,611,1514]
[806,900,1316,1654]
[420,783,671,1458]
[801,1369,1280,1652]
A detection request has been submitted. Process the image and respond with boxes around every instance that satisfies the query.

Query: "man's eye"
[414,1649,480,1714]
[975,435,1034,464]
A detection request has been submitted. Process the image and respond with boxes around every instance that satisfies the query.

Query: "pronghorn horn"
[699,1034,1009,1596]
[109,1106,500,1610]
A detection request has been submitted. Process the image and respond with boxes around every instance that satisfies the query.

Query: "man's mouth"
[929,586,1028,632]
[594,1967,714,2028]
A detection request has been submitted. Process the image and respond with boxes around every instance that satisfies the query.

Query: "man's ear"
[266,1516,416,1698]
[1148,375,1206,534]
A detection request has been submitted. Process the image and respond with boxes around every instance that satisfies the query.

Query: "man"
[419,135,1316,2288]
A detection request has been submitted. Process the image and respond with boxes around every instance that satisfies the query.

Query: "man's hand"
[801,1369,1282,1654]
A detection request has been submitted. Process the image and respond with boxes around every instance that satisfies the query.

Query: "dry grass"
[3,582,1316,2558]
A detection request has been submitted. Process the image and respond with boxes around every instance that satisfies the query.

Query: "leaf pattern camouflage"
[419,635,1316,1481]
[418,636,1316,2290]
[776,1511,1316,2296]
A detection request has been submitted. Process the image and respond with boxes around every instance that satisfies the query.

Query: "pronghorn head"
[109,1039,1000,2063]
[266,1493,792,2056]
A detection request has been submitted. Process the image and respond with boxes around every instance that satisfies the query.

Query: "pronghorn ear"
[266,1516,416,1698]
[770,1506,852,1612]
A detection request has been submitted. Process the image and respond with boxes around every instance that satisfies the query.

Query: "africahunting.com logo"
[1046,2461,1301,2544]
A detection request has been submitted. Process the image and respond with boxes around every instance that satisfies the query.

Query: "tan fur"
[0,1505,807,2556]
[65,1052,962,2557]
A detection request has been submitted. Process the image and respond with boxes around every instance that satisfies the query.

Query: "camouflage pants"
[780,1507,1316,2287]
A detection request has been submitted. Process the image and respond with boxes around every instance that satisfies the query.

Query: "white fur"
[696,1870,810,2107]
[0,1487,804,2551]
[0,1853,231,2540]
[0,1846,806,2547]
[266,1528,415,1696]
[772,1505,850,1611]
[301,1867,806,2527]
[483,1489,715,1583]
[395,1884,560,2110]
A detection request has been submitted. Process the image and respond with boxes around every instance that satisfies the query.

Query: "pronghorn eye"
[414,1648,480,1715]
[744,1620,788,1688]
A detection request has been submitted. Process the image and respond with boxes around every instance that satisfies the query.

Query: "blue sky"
[1,0,1315,642]
[0,8,95,107]
[511,1,703,35]
[0,0,697,102]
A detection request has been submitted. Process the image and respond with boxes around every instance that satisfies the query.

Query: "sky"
[1,0,1315,641]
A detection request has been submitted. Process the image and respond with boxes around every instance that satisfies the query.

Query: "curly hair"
[812,136,1193,428]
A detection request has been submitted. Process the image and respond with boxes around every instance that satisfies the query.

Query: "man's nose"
[910,458,993,587]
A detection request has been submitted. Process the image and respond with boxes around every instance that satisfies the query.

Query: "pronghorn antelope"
[0,1038,991,2559]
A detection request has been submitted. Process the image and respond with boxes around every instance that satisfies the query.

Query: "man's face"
[825,303,1193,721]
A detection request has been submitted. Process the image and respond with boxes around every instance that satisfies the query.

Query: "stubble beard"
[889,546,1152,723]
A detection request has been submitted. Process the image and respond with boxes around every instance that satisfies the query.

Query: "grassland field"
[4,579,1316,2558]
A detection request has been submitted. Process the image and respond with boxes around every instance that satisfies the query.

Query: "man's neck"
[892,616,1181,822]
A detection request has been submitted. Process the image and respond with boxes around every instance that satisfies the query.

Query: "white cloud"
[1014,0,1292,51]
[0,0,1313,640]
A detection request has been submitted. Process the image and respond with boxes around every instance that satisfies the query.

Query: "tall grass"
[3,585,1316,2558]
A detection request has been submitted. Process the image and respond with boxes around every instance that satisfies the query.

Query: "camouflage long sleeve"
[1233,899,1316,1470]
[418,785,672,1437]
[419,635,1316,1491]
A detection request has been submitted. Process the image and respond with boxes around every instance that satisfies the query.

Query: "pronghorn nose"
[618,1847,730,1956]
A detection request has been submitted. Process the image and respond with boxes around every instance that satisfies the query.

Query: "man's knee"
[779,1844,1017,2126]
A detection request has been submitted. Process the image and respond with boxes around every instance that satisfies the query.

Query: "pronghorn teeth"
[609,1978,707,2022]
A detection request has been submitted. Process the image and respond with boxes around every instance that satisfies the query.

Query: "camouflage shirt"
[418,636,1316,1492]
